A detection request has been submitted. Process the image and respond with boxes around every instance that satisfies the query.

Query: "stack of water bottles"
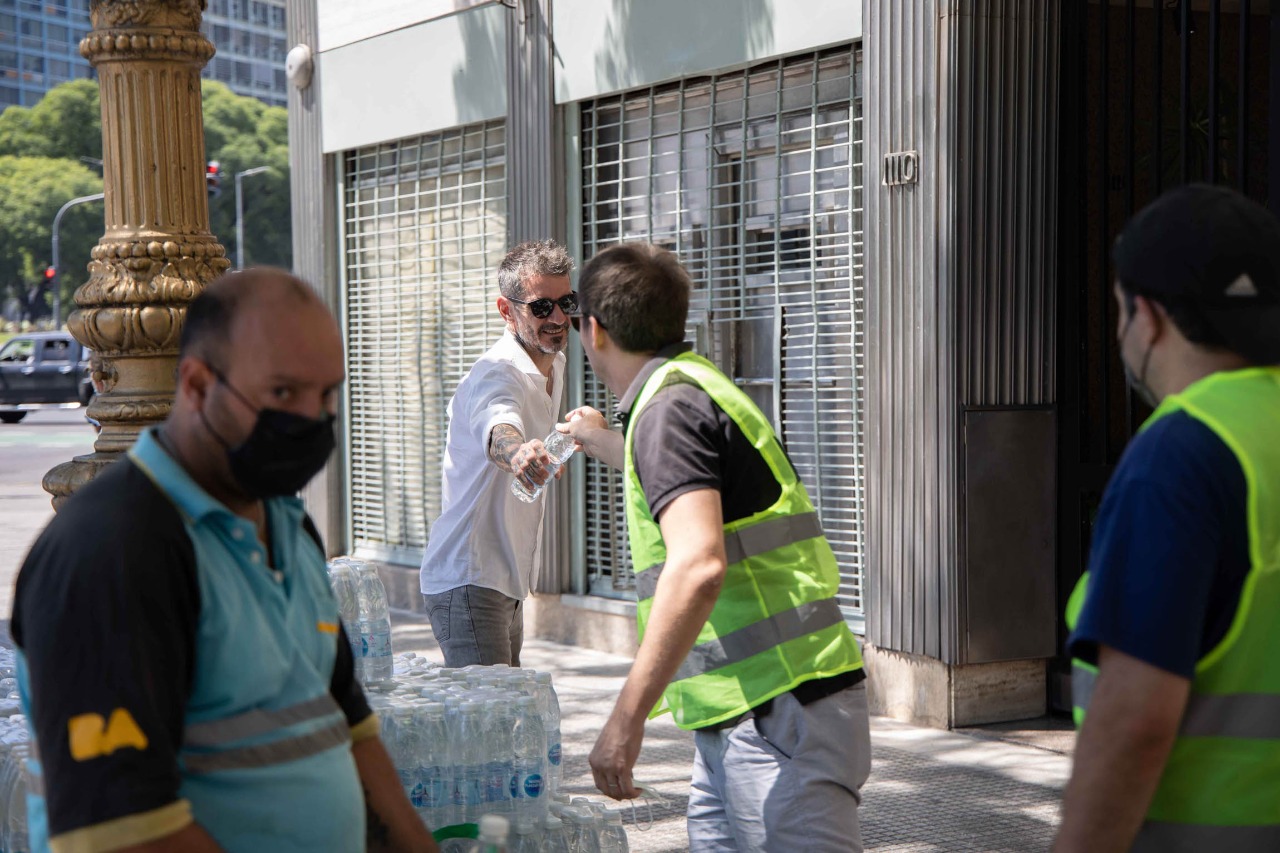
[324,560,629,851]
[326,557,394,685]
[368,654,628,852]
[0,647,34,853]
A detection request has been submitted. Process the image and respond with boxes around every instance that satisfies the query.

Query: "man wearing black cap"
[1055,185,1280,852]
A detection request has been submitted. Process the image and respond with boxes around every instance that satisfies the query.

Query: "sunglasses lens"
[529,299,554,318]
[561,293,580,315]
[570,315,581,332]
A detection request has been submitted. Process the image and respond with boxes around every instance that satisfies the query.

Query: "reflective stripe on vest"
[673,598,846,682]
[634,510,825,601]
[181,694,349,774]
[183,719,350,774]
[624,352,863,730]
[184,694,342,748]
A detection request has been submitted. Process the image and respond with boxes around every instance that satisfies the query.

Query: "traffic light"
[43,266,56,282]
[206,161,222,197]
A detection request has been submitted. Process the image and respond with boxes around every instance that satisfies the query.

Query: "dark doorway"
[1054,0,1275,711]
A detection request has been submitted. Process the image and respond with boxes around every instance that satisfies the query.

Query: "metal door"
[577,46,867,622]
[1056,0,1275,708]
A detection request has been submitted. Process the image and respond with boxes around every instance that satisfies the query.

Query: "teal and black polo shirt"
[12,427,376,853]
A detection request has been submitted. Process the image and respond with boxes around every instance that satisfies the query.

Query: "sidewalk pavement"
[391,611,1072,853]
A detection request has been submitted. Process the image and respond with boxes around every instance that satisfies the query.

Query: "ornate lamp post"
[44,0,230,509]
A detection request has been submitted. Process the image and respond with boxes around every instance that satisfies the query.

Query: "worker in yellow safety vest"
[1056,185,1280,853]
[559,243,869,852]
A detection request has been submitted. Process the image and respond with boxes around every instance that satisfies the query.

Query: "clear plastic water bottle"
[510,819,543,853]
[562,806,601,853]
[356,561,394,684]
[533,673,562,798]
[599,810,629,853]
[484,699,515,818]
[419,704,451,831]
[454,703,487,825]
[7,749,30,853]
[327,561,362,663]
[510,431,575,503]
[391,704,418,802]
[539,814,572,853]
[468,814,511,853]
[511,697,547,825]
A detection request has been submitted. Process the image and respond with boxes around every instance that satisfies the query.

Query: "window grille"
[343,120,508,565]
[579,47,866,620]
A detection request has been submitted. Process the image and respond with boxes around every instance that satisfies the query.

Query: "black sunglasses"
[508,292,579,319]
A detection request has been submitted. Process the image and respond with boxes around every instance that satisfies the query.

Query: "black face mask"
[202,368,336,498]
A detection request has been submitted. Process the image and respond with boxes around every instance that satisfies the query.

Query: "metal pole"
[234,166,270,270]
[50,192,105,326]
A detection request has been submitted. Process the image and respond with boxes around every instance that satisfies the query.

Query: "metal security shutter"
[579,47,866,621]
[343,121,508,565]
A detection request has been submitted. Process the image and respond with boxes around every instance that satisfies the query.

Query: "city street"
[0,414,1072,851]
[0,407,96,621]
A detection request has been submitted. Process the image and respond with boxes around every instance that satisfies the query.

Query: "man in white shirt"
[420,240,576,666]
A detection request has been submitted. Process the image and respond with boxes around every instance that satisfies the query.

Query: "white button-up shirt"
[419,330,565,600]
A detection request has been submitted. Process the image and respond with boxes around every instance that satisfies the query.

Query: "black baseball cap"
[1114,183,1280,364]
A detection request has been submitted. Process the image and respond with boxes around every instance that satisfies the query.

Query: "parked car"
[0,332,94,424]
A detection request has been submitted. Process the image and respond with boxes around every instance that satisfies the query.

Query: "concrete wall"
[552,0,861,102]
[318,4,507,152]
[864,644,1048,729]
[288,0,345,553]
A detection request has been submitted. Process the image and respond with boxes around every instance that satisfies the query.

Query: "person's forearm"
[610,554,723,728]
[353,737,439,853]
[581,427,624,471]
[1054,651,1188,853]
[488,423,525,473]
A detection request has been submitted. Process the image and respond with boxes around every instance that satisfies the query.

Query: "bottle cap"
[543,814,564,829]
[478,814,510,841]
[514,820,536,835]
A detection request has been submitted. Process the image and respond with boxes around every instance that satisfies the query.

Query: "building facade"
[287,0,1277,728]
[0,0,287,109]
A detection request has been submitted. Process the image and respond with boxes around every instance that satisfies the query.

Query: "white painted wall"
[318,3,507,153]
[316,0,495,52]
[552,0,862,103]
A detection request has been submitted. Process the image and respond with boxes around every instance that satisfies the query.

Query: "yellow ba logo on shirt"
[68,708,148,761]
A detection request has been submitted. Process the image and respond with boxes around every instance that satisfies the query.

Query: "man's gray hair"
[498,239,575,299]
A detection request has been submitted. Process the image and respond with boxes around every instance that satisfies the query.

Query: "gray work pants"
[687,681,871,852]
[422,585,524,667]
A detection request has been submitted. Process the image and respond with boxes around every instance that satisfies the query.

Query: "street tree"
[0,156,102,322]
[0,80,291,324]
[0,79,102,162]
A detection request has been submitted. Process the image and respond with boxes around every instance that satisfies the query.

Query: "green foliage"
[201,81,293,271]
[0,156,102,321]
[0,80,102,161]
[0,80,291,324]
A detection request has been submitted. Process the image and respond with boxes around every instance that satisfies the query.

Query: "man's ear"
[176,357,214,410]
[1132,294,1166,345]
[496,295,515,326]
[589,316,609,352]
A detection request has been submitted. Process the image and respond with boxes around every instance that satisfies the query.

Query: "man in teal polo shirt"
[12,269,436,852]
